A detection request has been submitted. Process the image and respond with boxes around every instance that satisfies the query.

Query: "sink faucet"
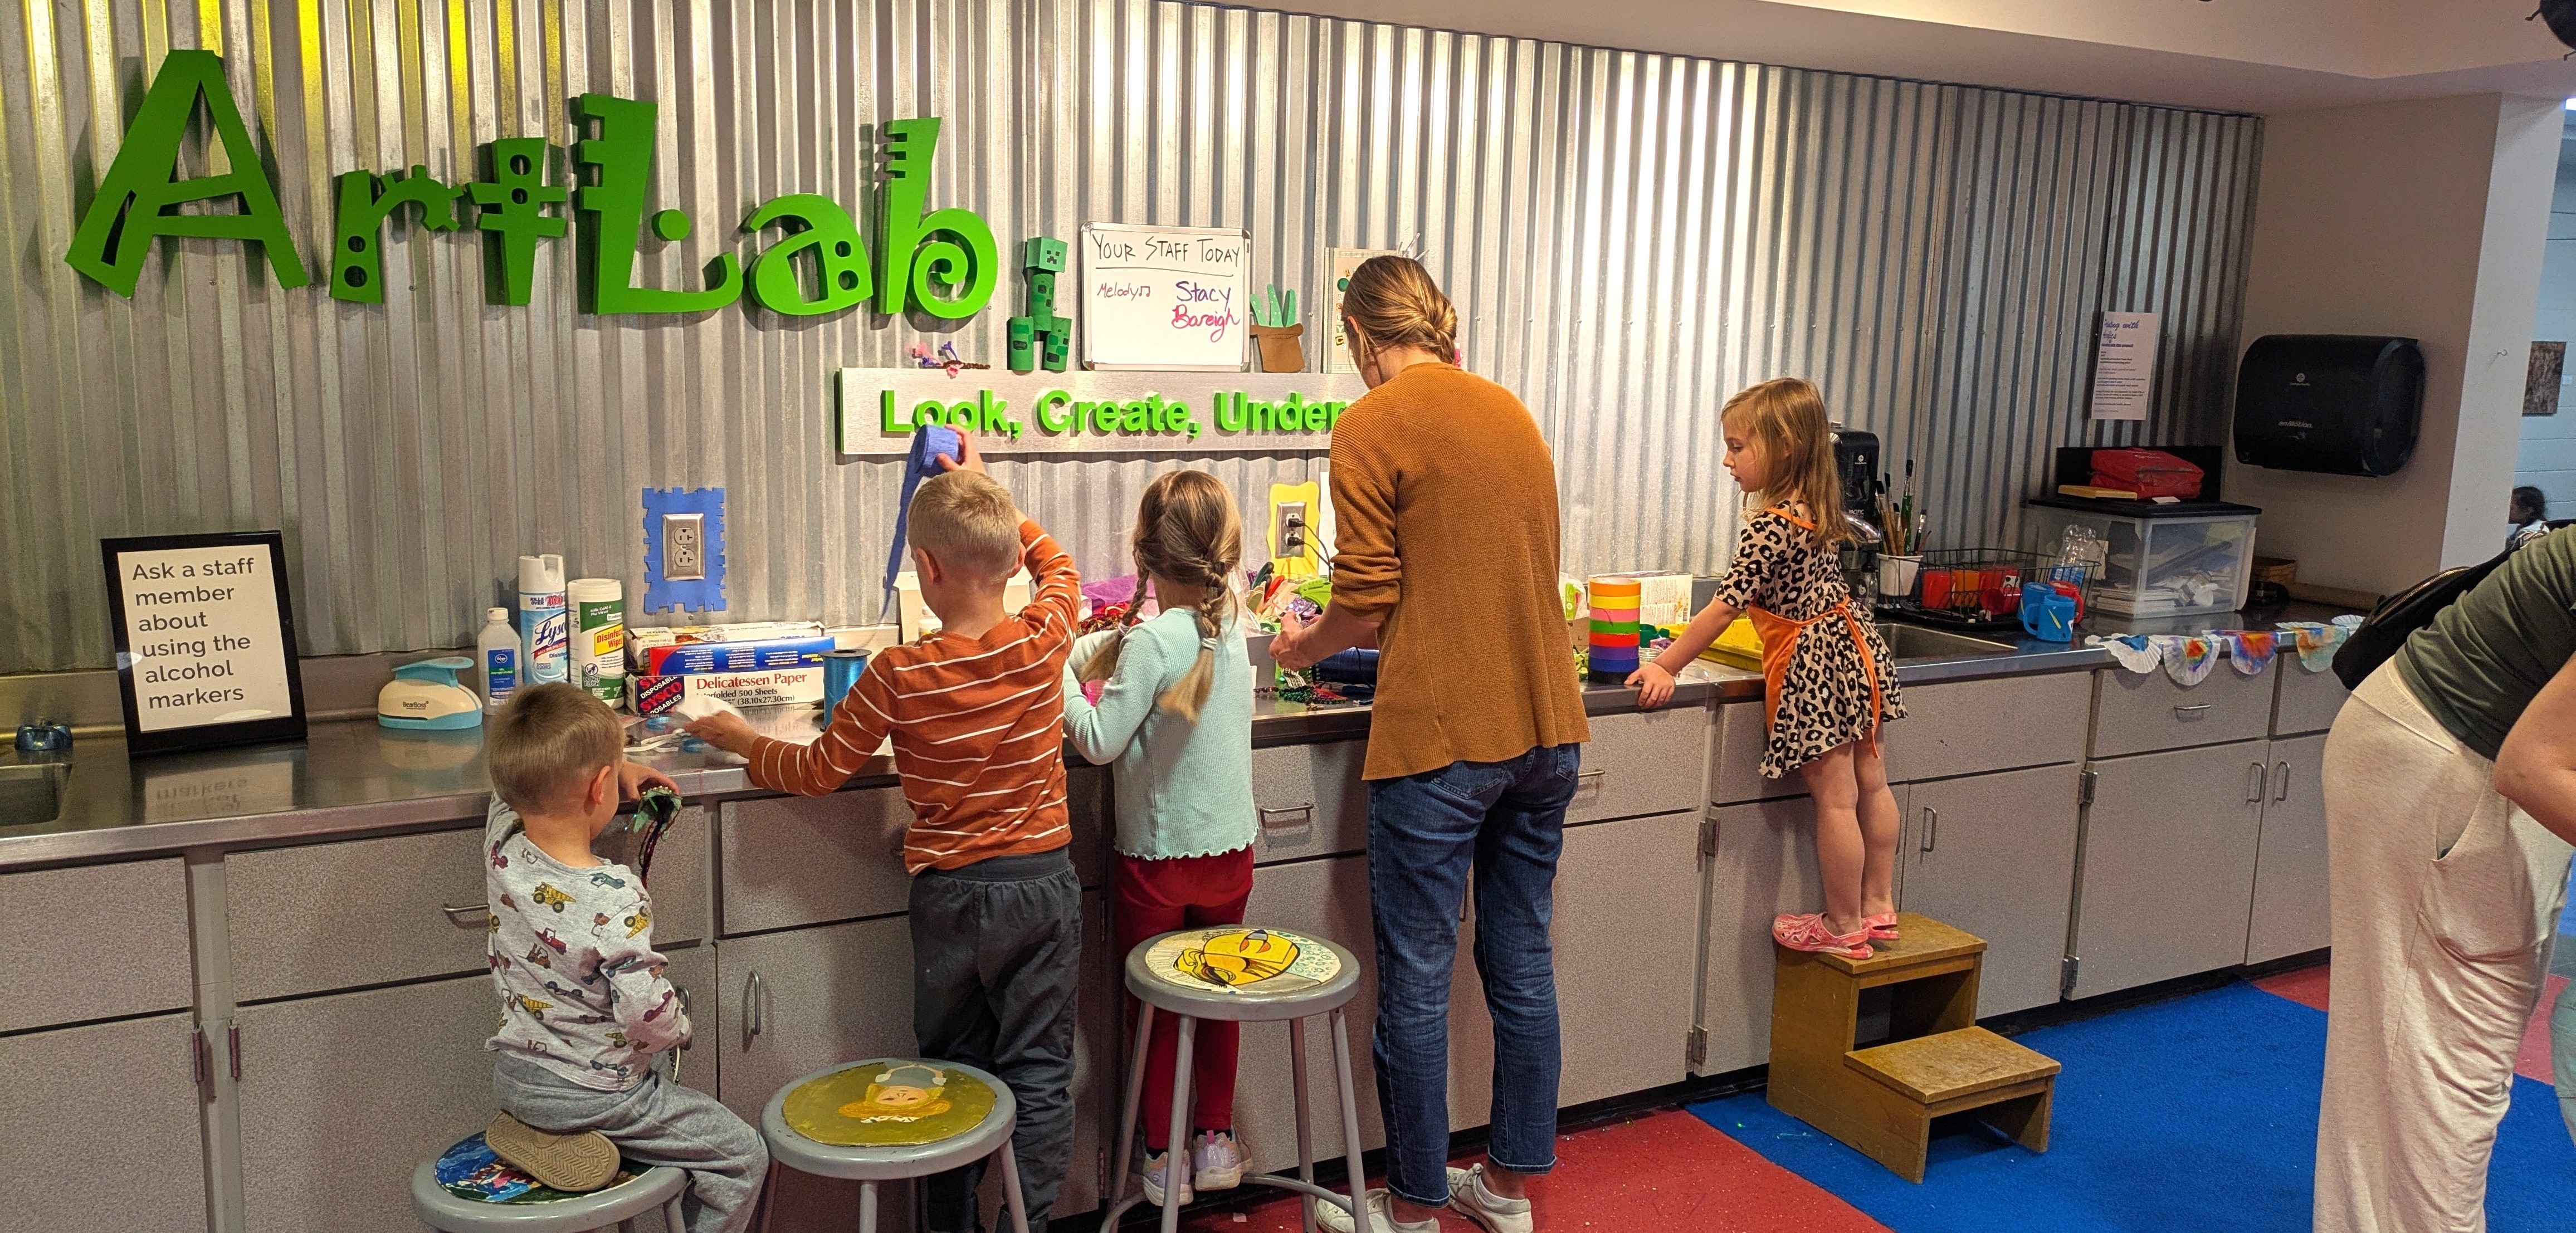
[1843,509,1885,548]
[14,719,71,754]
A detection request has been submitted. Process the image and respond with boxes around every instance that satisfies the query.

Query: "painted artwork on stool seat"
[1148,927,1343,995]
[783,1060,998,1147]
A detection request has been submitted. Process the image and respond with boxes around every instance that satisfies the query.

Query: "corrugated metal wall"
[0,0,2258,672]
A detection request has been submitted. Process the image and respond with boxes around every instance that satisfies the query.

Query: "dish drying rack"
[1875,548,2096,634]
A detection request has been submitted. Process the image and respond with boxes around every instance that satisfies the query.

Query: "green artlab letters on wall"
[65,50,996,324]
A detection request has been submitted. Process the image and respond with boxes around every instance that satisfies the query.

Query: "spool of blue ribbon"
[883,425,964,614]
[821,649,870,710]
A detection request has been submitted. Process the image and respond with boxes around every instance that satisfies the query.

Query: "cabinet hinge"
[189,1027,207,1093]
[2078,769,2098,808]
[2061,955,2082,997]
[1697,816,1718,862]
[1685,1025,1709,1069]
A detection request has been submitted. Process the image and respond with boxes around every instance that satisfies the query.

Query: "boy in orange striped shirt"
[684,437,1083,1232]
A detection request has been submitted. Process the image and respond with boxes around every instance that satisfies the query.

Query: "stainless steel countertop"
[3,604,2240,872]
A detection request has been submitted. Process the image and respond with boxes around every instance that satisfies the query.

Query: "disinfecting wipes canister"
[568,578,626,704]
[518,554,568,684]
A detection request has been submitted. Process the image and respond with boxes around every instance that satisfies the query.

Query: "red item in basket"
[1920,570,1953,610]
[2090,448,2203,500]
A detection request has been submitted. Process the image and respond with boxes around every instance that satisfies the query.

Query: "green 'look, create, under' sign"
[64,50,999,321]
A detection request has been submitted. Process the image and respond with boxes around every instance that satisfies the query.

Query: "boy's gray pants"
[493,1054,768,1233]
[911,848,1084,1233]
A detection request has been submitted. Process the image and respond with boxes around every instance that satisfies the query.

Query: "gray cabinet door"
[0,858,195,1033]
[1554,812,1701,1102]
[1567,709,1709,824]
[0,1011,207,1233]
[1250,740,1371,864]
[2091,666,2274,759]
[719,790,918,934]
[1708,702,1803,806]
[1696,792,1908,1075]
[1899,765,2082,1015]
[1882,672,2092,784]
[2247,735,2331,964]
[228,827,491,1001]
[2070,743,2265,998]
[235,972,499,1233]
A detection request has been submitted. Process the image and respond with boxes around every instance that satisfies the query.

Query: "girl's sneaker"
[1192,1129,1245,1191]
[1863,912,1901,941]
[1774,913,1873,960]
[1446,1164,1535,1233]
[1140,1147,1192,1207]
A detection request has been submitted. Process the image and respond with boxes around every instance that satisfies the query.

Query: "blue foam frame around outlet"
[641,487,727,614]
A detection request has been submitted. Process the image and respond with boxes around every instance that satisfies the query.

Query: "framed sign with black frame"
[101,531,309,755]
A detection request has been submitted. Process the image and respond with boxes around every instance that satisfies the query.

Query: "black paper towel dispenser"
[2232,335,2424,477]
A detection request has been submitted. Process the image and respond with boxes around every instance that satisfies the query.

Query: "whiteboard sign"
[2089,311,2161,421]
[101,531,307,755]
[1080,223,1252,371]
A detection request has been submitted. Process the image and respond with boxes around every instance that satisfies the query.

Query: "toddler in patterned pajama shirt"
[481,683,768,1233]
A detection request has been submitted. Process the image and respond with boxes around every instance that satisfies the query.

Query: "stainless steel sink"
[1878,623,2015,663]
[0,761,70,826]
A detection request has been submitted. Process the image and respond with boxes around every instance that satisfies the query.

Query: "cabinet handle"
[1921,806,1939,854]
[439,902,492,927]
[1258,803,1314,830]
[2275,761,2290,803]
[2173,704,2213,717]
[2246,762,2265,803]
[1577,769,1607,787]
[227,1024,242,1080]
[746,971,765,1039]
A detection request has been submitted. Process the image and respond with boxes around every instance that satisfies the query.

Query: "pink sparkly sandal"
[1863,912,1901,942]
[1773,913,1873,960]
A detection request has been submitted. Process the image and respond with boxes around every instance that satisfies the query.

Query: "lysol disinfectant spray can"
[517,554,568,685]
[567,578,626,705]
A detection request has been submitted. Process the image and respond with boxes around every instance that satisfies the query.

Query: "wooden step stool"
[1765,913,2059,1182]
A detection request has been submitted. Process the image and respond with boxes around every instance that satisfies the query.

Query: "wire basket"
[1874,548,2096,633]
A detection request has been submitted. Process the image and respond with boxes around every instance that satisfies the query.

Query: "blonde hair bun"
[1341,256,1457,361]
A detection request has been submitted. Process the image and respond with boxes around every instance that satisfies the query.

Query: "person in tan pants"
[2317,527,2576,1231]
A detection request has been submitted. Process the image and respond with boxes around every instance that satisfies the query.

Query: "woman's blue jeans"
[1363,742,1582,1206]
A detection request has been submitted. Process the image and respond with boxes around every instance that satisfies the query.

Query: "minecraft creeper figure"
[1009,236,1071,373]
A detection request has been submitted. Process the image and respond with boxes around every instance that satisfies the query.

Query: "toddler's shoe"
[483,1113,619,1193]
[1447,1163,1535,1233]
[1863,912,1901,941]
[1193,1128,1245,1191]
[1773,912,1873,960]
[1316,1188,1440,1233]
[1139,1146,1192,1208]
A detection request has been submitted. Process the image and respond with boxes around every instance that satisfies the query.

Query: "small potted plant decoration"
[1248,285,1304,372]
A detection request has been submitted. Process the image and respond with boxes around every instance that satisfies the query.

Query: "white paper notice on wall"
[1080,223,1252,371]
[102,531,307,754]
[2089,311,2162,421]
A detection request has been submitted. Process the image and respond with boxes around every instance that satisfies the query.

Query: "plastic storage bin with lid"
[2024,505,2257,618]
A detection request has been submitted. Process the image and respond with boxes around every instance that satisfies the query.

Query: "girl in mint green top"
[1064,603,1257,857]
[1064,468,1260,1204]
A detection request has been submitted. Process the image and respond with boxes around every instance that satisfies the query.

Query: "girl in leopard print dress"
[1628,378,1906,960]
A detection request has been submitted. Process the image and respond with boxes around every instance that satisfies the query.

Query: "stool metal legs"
[1287,1019,1316,1233]
[996,1137,1035,1233]
[1328,1011,1367,1233]
[1157,1016,1197,1233]
[1100,1004,1367,1233]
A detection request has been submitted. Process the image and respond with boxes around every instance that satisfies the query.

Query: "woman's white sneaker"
[1315,1187,1439,1233]
[1446,1164,1535,1233]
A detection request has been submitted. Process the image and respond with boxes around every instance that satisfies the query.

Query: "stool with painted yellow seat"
[1766,913,2060,1183]
[1101,925,1369,1233]
[755,1057,1031,1233]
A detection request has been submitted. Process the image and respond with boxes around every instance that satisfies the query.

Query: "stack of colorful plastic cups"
[1587,577,1642,684]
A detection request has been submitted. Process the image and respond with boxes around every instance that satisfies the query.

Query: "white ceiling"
[1259,0,2576,114]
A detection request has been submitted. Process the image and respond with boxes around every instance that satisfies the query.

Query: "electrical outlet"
[1272,501,1307,559]
[665,513,705,581]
